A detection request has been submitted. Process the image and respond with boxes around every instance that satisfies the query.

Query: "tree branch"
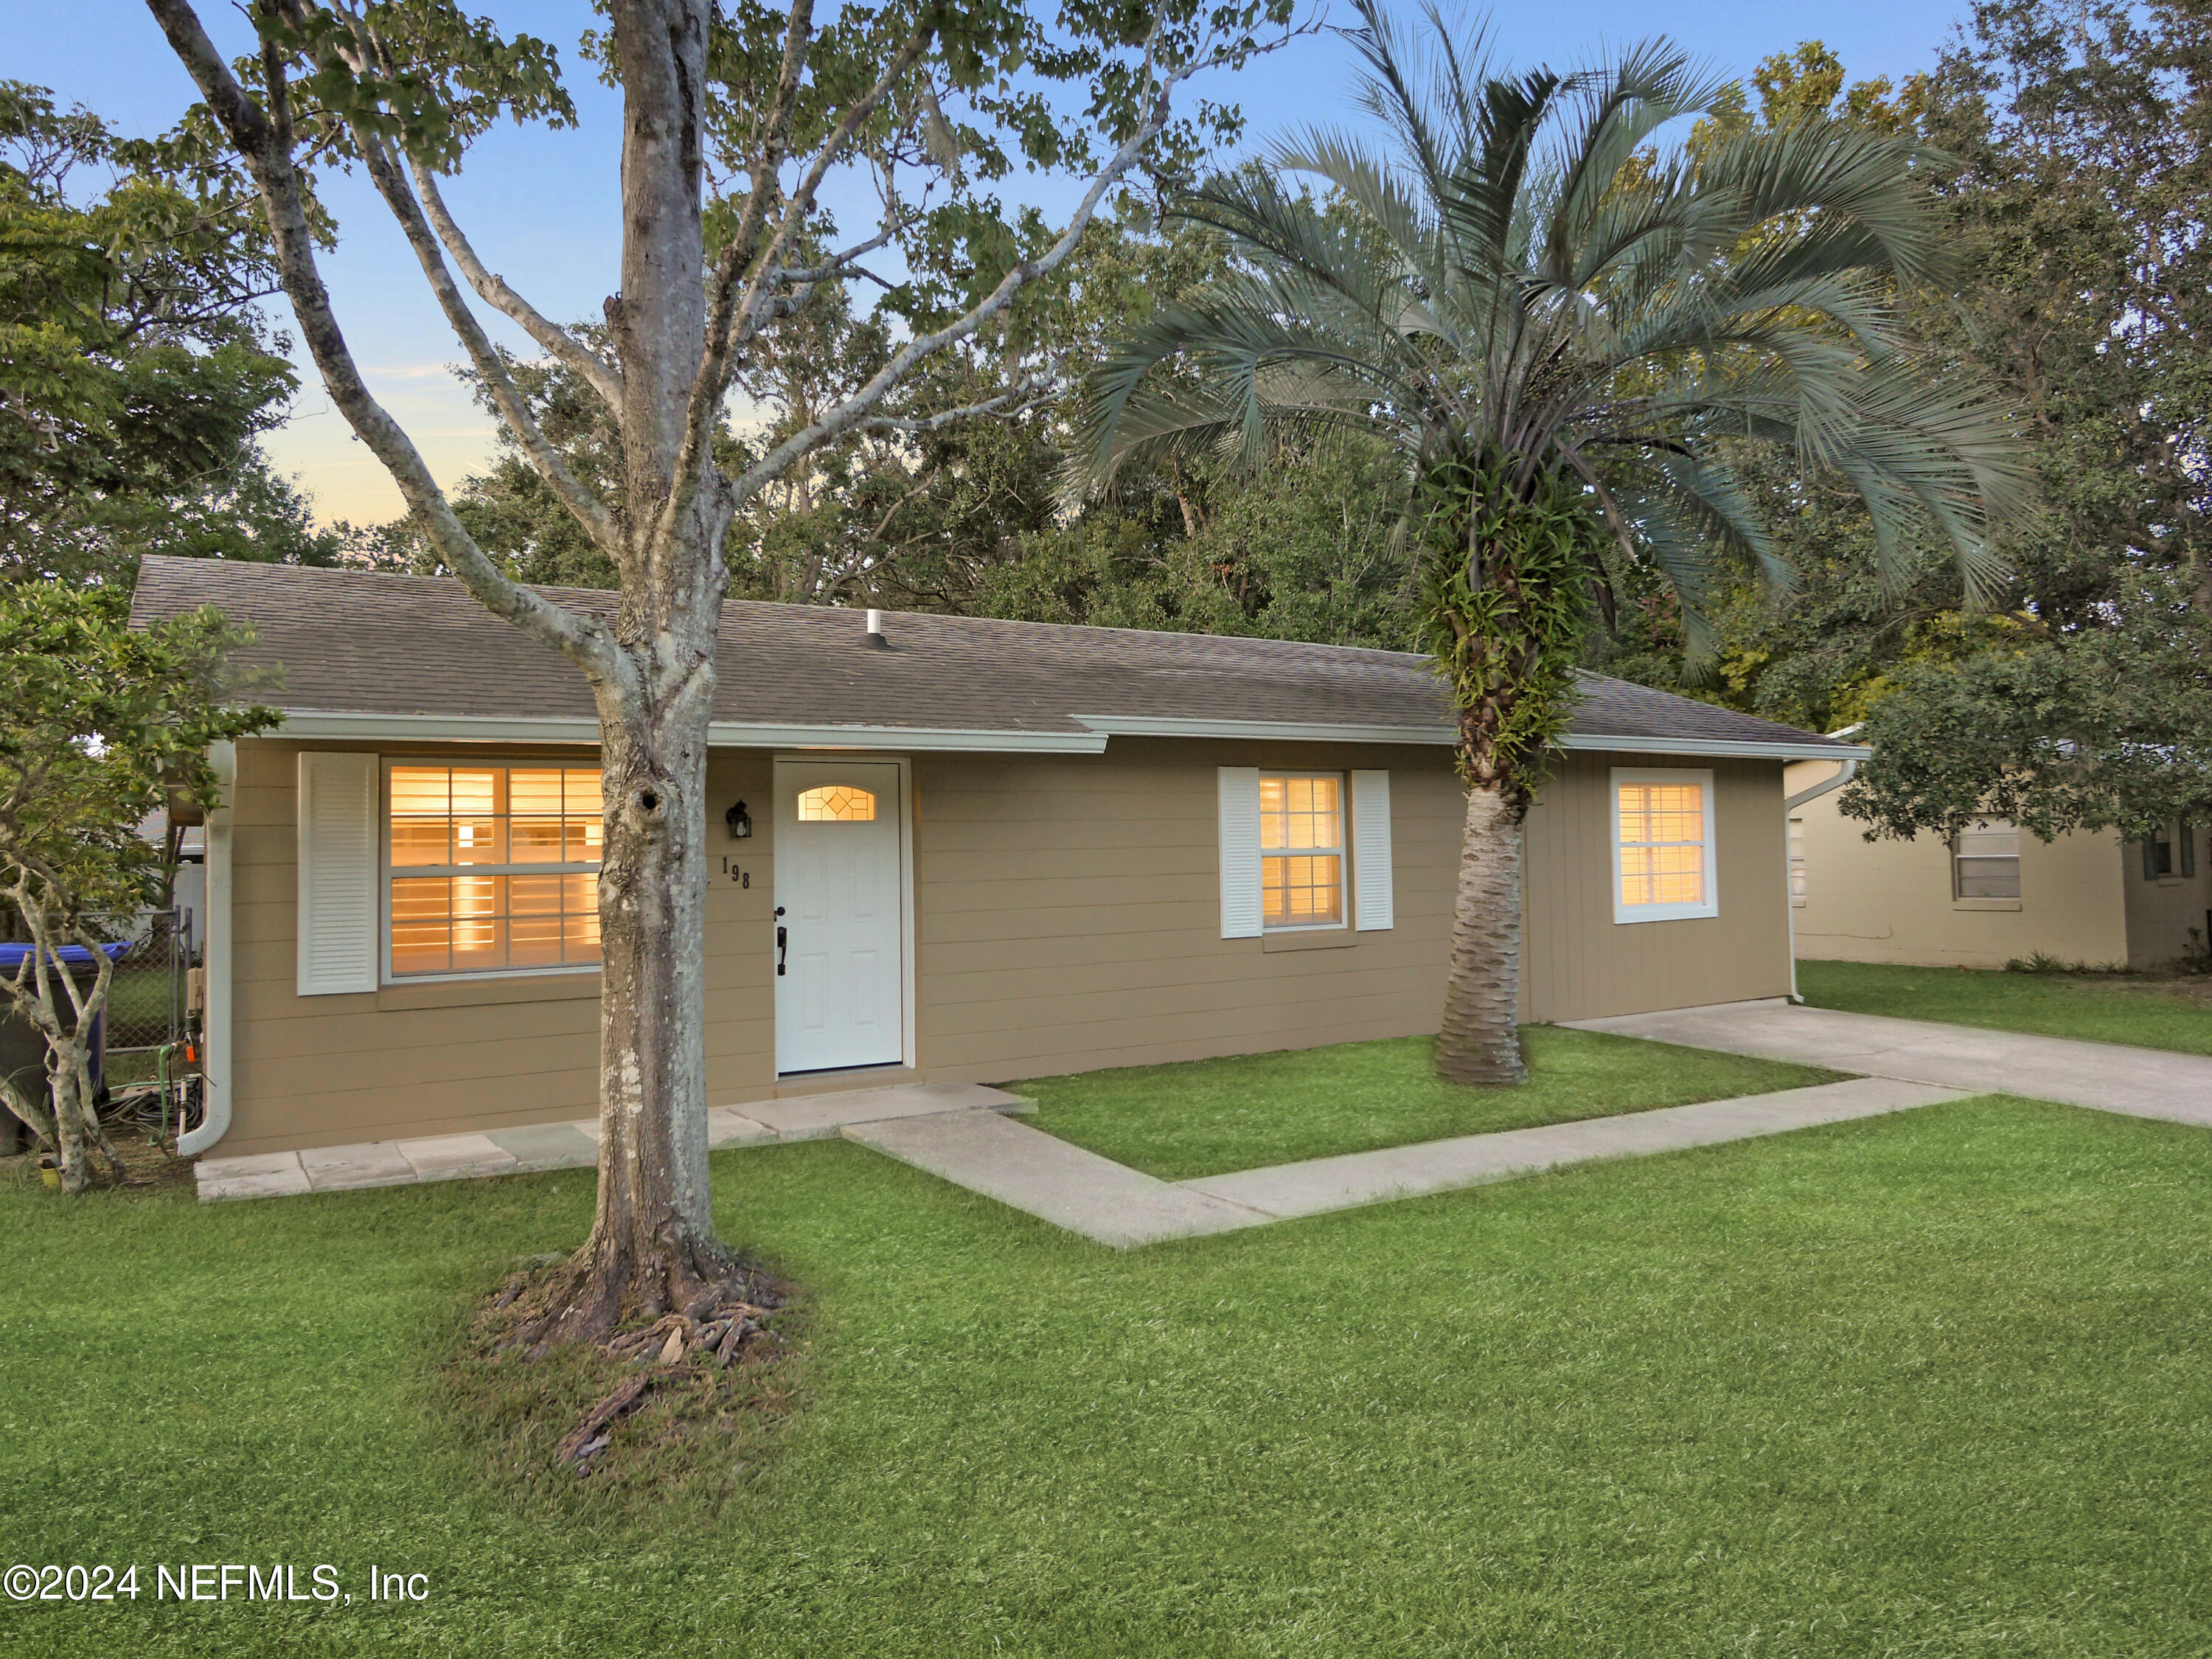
[352,128,627,560]
[408,161,625,409]
[658,13,935,557]
[738,30,1267,501]
[855,368,1063,434]
[140,0,625,686]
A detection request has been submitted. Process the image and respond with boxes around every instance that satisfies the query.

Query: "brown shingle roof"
[129,555,1857,755]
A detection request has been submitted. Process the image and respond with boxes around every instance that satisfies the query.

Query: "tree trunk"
[525,0,753,1346]
[1433,782,1528,1084]
[532,676,740,1345]
[50,1056,92,1194]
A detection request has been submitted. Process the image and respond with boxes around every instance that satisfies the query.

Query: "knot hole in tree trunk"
[624,779,671,840]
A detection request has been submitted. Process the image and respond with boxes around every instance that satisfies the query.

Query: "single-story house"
[131,555,1866,1158]
[1785,754,2211,970]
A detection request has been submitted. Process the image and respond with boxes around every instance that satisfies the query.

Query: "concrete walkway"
[849,1108,1270,1248]
[1568,1000,2212,1127]
[850,1077,1961,1245]
[1178,1076,1965,1224]
[188,997,2212,1243]
[197,1064,1972,1246]
[195,1081,1035,1201]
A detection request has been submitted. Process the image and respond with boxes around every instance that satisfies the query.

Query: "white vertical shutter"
[296,753,380,995]
[1352,769,1394,931]
[1217,767,1263,939]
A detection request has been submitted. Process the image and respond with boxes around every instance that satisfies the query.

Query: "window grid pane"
[1618,782,1706,909]
[389,763,602,977]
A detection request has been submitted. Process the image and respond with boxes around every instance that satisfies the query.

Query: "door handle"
[776,925,787,976]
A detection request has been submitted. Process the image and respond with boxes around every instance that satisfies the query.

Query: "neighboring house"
[131,557,1863,1158]
[1786,755,2211,970]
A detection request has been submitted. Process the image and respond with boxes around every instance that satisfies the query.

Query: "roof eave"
[261,709,1863,762]
[268,709,1108,754]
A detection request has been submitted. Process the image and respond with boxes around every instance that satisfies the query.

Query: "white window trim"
[1952,821,2023,901]
[379,756,605,987]
[1611,767,1719,925]
[1260,769,1351,933]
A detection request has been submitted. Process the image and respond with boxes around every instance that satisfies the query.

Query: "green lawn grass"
[1013,1026,1840,1180]
[7,1091,2212,1655]
[1799,958,2212,1056]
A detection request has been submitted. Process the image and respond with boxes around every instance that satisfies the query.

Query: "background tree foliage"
[0,83,337,588]
[0,583,274,1191]
[1595,7,2212,844]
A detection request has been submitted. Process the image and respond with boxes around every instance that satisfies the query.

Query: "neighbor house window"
[2145,824,2175,880]
[2143,821,2195,880]
[387,764,603,976]
[1259,773,1344,928]
[1612,769,1718,923]
[1788,815,1806,908]
[1954,821,2021,900]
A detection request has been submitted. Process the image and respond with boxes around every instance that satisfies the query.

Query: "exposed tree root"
[474,1243,796,1478]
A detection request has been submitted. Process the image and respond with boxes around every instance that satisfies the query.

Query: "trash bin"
[0,944,117,1154]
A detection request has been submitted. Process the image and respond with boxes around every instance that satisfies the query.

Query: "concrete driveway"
[1568,1000,2212,1128]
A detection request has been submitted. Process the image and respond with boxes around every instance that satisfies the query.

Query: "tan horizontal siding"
[218,733,1788,1154]
[1520,753,1791,1022]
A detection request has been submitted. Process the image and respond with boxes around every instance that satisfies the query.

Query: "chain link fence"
[1,906,202,1153]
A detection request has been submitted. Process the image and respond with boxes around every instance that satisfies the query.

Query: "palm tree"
[1067,1,2028,1083]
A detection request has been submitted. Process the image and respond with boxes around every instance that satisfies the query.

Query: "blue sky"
[15,1,1972,524]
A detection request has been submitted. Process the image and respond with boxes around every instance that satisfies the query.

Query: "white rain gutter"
[178,740,234,1156]
[1779,726,1865,1004]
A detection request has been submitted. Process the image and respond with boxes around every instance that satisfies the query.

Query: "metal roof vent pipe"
[864,608,888,647]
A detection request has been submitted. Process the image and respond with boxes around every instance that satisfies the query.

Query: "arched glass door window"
[796,785,877,822]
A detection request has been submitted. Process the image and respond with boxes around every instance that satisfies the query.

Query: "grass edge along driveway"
[1799,958,2212,1057]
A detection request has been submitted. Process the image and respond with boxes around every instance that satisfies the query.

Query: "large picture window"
[1260,772,1345,928]
[386,763,603,977]
[1612,768,1719,923]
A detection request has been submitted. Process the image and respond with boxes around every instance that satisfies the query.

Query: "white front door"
[773,759,905,1074]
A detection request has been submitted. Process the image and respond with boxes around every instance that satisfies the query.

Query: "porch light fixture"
[726,799,752,840]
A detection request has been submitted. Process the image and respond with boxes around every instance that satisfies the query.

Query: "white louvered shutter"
[1217,767,1263,939]
[1352,770,1394,931]
[296,753,380,995]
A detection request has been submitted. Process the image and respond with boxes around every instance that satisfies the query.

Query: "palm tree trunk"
[1434,782,1528,1083]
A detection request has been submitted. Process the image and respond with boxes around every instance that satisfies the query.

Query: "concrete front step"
[195,1081,1032,1202]
[745,1081,1036,1141]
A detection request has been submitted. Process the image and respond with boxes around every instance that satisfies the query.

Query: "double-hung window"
[1217,768,1393,939]
[386,763,604,977]
[1954,822,2022,899]
[1259,773,1345,928]
[1612,768,1718,923]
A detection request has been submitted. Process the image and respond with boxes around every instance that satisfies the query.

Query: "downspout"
[178,740,234,1157]
[1781,726,1865,1004]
